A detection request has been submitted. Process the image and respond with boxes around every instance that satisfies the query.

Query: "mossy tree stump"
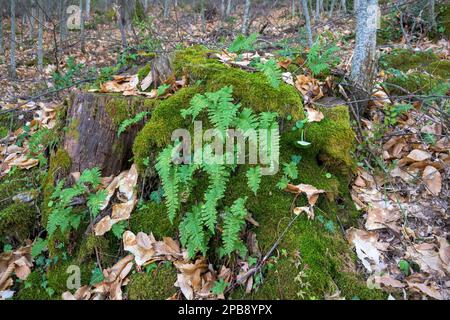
[63,93,154,176]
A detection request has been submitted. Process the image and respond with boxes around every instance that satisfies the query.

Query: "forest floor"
[0,6,449,300]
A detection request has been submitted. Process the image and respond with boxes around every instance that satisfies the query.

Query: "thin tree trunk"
[340,0,346,12]
[0,12,4,64]
[200,0,205,32]
[164,0,170,18]
[226,0,232,17]
[242,0,251,34]
[86,0,91,19]
[118,0,128,48]
[291,0,296,19]
[10,0,17,79]
[328,0,336,18]
[301,0,313,47]
[429,0,437,31]
[37,0,44,71]
[80,0,85,52]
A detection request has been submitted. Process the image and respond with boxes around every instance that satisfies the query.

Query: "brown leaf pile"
[94,164,139,236]
[0,246,33,300]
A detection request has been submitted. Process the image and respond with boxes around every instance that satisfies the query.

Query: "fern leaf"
[87,190,107,218]
[228,33,259,53]
[78,167,102,188]
[117,111,150,137]
[221,197,248,257]
[283,162,299,180]
[179,205,208,258]
[256,59,282,89]
[246,166,261,195]
[180,93,209,121]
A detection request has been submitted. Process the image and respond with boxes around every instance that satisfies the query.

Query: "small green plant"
[256,59,282,89]
[228,33,259,53]
[212,278,229,295]
[157,86,280,259]
[384,104,413,126]
[52,57,85,89]
[157,84,171,96]
[47,167,105,236]
[117,111,150,137]
[306,39,340,76]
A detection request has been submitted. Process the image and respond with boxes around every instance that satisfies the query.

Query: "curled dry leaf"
[294,75,323,104]
[123,231,184,266]
[0,246,33,293]
[286,183,325,206]
[422,165,442,195]
[305,106,324,123]
[406,280,443,300]
[406,149,432,162]
[406,242,448,277]
[346,228,387,273]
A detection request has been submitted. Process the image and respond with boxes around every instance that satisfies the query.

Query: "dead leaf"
[422,166,442,195]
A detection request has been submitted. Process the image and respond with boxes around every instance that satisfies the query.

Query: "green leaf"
[212,278,229,295]
[117,111,150,137]
[246,166,262,195]
[398,260,410,276]
[3,244,13,253]
[228,33,259,53]
[31,238,48,258]
[276,176,289,190]
[90,267,104,286]
[282,162,298,180]
[111,221,127,239]
[157,84,171,96]
[87,190,107,218]
[256,59,282,89]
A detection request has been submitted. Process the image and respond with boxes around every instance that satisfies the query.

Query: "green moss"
[133,86,202,171]
[0,168,40,211]
[40,149,72,227]
[137,64,151,82]
[17,261,92,300]
[0,203,35,246]
[66,118,80,141]
[104,95,157,126]
[173,46,303,118]
[380,49,449,94]
[130,202,178,238]
[377,14,402,45]
[127,263,177,300]
[0,125,8,138]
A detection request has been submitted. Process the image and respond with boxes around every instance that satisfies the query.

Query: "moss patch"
[0,203,35,246]
[130,202,178,238]
[127,263,178,300]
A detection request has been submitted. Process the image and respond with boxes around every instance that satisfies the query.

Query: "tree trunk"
[164,0,170,18]
[0,12,4,64]
[37,0,44,71]
[62,93,149,176]
[242,0,251,34]
[118,0,128,48]
[10,0,17,79]
[80,0,85,52]
[429,0,437,31]
[340,0,346,12]
[301,0,313,47]
[226,0,232,17]
[350,0,379,107]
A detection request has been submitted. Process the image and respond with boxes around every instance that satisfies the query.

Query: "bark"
[226,0,232,17]
[0,12,4,64]
[429,0,436,31]
[118,0,128,48]
[10,0,17,79]
[80,0,85,52]
[328,0,336,18]
[63,94,148,176]
[164,0,170,18]
[350,0,379,105]
[301,0,313,47]
[242,0,251,34]
[37,0,44,71]
[340,0,346,12]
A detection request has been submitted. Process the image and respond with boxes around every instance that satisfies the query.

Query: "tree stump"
[62,93,149,176]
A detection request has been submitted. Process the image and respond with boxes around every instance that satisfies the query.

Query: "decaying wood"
[63,93,148,176]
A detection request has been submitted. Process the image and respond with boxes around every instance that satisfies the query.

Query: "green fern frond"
[117,111,150,137]
[246,166,261,195]
[179,205,208,258]
[283,162,299,180]
[228,33,259,53]
[233,108,259,132]
[156,145,180,222]
[180,93,209,121]
[221,197,248,257]
[78,167,102,188]
[87,190,107,218]
[256,59,282,89]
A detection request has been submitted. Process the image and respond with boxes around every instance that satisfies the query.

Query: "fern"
[179,205,208,258]
[228,33,259,53]
[246,166,261,195]
[202,163,230,233]
[283,162,299,180]
[221,197,248,257]
[78,167,102,188]
[181,94,209,121]
[306,40,340,76]
[233,108,259,133]
[205,86,240,133]
[155,145,179,222]
[256,59,282,89]
[117,111,150,137]
[87,190,107,218]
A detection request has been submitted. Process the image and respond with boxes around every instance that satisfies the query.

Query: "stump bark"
[62,93,148,176]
